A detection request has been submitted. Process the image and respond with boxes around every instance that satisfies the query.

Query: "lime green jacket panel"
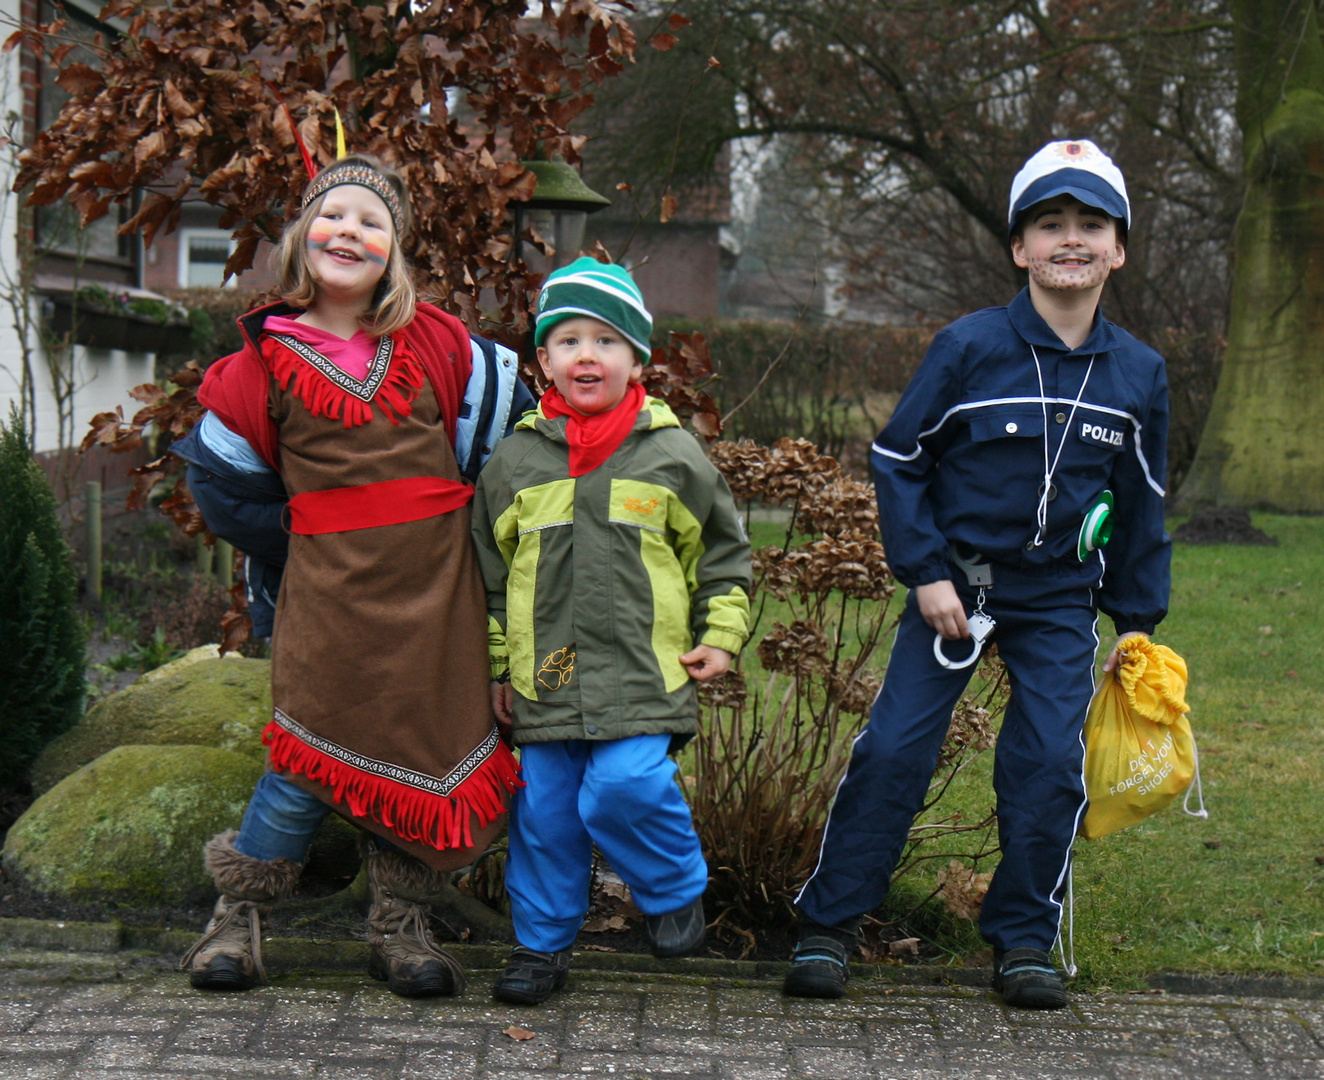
[470,397,753,744]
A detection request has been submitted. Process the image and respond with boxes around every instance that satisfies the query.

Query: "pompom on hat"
[534,257,654,363]
[1007,139,1130,239]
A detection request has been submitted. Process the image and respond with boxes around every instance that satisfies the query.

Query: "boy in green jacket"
[472,258,753,1005]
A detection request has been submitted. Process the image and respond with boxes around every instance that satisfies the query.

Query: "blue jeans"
[234,771,332,862]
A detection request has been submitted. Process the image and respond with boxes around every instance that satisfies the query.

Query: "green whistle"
[1078,490,1114,561]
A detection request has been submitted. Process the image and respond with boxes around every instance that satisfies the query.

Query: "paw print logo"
[623,496,660,515]
[537,647,576,691]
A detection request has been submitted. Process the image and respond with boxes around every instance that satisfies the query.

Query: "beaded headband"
[302,162,406,236]
[269,90,408,236]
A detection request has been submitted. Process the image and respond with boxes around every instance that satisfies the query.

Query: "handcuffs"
[932,490,1115,671]
[933,587,996,670]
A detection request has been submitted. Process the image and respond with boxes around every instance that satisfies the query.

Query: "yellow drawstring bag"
[1080,638,1205,840]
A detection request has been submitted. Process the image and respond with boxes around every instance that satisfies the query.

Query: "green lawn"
[1069,514,1324,986]
[744,514,1324,985]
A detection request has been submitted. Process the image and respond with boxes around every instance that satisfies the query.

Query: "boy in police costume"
[783,140,1171,1009]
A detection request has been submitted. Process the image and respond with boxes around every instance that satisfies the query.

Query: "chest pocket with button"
[967,409,1045,443]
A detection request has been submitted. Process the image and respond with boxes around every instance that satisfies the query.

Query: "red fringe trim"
[264,336,426,429]
[262,721,523,851]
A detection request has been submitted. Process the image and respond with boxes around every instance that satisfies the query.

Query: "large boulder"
[3,744,264,906]
[30,654,271,794]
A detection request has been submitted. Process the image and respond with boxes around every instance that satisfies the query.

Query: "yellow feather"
[334,108,347,160]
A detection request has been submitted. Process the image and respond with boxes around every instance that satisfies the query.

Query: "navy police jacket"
[871,288,1171,634]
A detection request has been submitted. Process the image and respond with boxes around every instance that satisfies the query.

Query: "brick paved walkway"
[4,944,1324,1079]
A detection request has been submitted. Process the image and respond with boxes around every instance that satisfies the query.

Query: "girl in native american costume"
[173,152,530,997]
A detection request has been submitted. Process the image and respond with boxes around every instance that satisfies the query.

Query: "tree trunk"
[1178,0,1324,511]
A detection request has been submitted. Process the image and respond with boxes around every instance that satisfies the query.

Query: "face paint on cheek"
[363,238,390,266]
[307,226,334,251]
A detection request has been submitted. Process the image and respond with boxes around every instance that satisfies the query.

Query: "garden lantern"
[514,157,611,275]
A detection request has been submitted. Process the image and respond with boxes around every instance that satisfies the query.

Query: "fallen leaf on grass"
[887,938,920,959]
[936,859,992,920]
[1246,723,1267,730]
[582,914,629,933]
[502,1026,536,1041]
[579,943,617,952]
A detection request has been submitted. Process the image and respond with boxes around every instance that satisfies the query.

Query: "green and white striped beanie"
[534,257,653,363]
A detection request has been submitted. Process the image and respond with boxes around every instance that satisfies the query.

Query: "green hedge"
[657,317,935,460]
[659,317,1215,488]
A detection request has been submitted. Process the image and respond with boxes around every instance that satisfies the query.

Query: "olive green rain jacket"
[471,396,752,745]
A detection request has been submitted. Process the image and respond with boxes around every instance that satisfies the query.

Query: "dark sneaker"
[782,933,851,998]
[492,946,572,1005]
[992,947,1068,1010]
[646,896,706,958]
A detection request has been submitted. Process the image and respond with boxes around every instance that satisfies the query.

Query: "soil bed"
[1173,506,1278,545]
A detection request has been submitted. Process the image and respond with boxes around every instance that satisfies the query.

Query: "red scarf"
[540,382,646,477]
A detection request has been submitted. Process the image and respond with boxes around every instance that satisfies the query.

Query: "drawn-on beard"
[1024,254,1113,294]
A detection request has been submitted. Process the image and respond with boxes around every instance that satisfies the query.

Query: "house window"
[36,0,134,265]
[178,230,236,288]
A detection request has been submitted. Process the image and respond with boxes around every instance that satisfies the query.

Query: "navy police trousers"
[796,571,1100,952]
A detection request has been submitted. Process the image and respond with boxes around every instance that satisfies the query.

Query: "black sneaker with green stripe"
[992,946,1068,1010]
[782,919,859,999]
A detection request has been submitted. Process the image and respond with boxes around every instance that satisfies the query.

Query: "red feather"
[266,82,317,181]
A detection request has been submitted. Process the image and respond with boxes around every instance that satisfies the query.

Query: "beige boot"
[180,830,301,991]
[365,845,466,997]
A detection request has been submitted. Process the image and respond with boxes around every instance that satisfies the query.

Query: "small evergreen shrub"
[0,408,87,787]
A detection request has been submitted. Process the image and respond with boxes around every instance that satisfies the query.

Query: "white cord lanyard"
[1030,345,1095,549]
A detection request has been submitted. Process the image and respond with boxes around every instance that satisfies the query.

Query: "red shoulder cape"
[197,301,473,469]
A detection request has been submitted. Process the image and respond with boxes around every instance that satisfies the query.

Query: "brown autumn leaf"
[501,1026,536,1041]
[660,191,678,223]
[80,408,128,451]
[219,606,252,656]
[668,13,692,30]
[54,61,102,95]
[128,383,167,404]
[651,31,678,51]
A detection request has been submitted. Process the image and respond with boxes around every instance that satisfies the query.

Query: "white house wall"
[0,0,156,455]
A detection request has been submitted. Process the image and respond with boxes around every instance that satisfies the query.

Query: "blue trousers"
[506,734,709,953]
[796,573,1098,952]
[234,771,331,863]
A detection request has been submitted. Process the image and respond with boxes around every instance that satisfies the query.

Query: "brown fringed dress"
[219,316,519,872]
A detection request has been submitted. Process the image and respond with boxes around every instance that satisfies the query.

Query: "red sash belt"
[288,476,474,535]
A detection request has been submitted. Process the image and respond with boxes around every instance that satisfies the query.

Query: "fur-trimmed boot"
[365,845,466,998]
[180,830,301,991]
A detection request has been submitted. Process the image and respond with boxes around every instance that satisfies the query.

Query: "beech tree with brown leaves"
[11,0,638,333]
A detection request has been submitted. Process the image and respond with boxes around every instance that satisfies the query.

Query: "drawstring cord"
[1182,738,1209,819]
[1031,345,1096,549]
[1055,858,1077,978]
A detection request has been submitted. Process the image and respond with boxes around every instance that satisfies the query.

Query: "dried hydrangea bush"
[692,438,1009,947]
